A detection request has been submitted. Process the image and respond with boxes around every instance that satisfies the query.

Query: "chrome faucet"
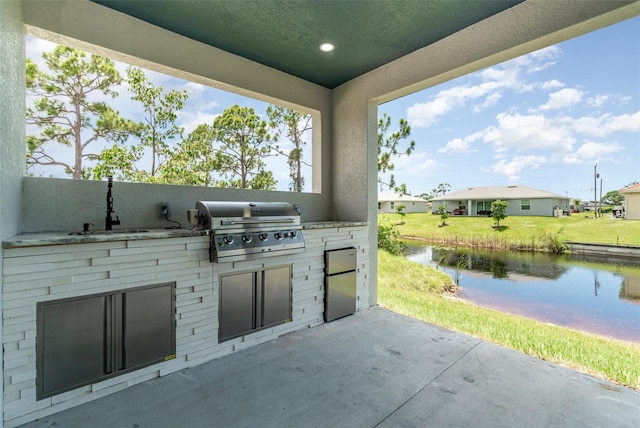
[105,176,121,230]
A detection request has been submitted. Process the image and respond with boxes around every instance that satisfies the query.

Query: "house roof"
[90,0,523,89]
[430,185,568,201]
[620,183,640,193]
[378,192,426,203]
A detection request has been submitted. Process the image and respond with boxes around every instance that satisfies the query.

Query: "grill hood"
[195,201,304,263]
[195,201,301,230]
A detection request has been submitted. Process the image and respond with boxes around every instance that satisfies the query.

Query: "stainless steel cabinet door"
[123,284,175,369]
[219,271,255,342]
[261,266,291,327]
[37,283,176,399]
[37,296,107,398]
[325,271,357,322]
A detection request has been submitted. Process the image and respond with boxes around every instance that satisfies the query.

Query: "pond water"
[404,243,640,343]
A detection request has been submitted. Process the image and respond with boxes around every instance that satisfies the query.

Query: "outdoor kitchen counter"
[302,221,368,229]
[2,222,367,248]
[2,228,208,249]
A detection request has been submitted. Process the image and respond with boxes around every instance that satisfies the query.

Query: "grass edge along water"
[381,212,640,250]
[377,249,640,390]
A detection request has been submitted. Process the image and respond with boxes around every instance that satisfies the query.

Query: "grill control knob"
[223,235,234,245]
[290,230,298,238]
[274,232,283,240]
[242,234,253,243]
[259,233,269,241]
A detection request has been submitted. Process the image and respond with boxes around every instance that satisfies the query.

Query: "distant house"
[620,183,640,220]
[430,185,570,217]
[378,192,428,214]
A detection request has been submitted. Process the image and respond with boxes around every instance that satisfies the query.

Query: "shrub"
[438,205,449,226]
[491,200,509,227]
[378,222,406,255]
[545,229,568,254]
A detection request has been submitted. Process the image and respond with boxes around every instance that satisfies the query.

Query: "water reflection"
[621,273,640,302]
[432,247,569,281]
[405,243,640,343]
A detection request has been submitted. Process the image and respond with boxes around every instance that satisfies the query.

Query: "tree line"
[27,44,419,195]
[26,46,311,191]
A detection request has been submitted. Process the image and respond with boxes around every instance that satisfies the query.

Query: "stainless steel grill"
[195,201,305,263]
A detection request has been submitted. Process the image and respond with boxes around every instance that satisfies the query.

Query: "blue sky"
[27,16,639,200]
[378,16,639,201]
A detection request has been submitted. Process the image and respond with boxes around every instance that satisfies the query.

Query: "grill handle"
[220,218,296,226]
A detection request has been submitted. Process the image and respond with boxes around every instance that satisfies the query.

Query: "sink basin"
[68,229,150,236]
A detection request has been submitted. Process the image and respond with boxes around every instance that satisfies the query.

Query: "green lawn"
[377,250,640,390]
[381,212,640,249]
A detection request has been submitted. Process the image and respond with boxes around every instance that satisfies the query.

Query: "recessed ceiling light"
[319,43,335,52]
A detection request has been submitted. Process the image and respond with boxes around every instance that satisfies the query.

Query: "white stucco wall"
[21,178,332,233]
[441,199,569,217]
[1,2,26,425]
[624,192,640,219]
[378,201,427,214]
[0,0,25,254]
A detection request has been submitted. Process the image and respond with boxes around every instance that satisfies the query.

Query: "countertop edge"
[3,222,369,248]
[2,229,209,249]
[302,221,369,230]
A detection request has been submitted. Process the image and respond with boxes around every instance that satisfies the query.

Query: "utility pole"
[600,177,603,217]
[593,164,598,218]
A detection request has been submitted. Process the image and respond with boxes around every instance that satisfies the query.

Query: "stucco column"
[0,1,26,425]
[331,86,379,306]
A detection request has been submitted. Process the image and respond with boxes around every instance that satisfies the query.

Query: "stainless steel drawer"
[325,247,357,275]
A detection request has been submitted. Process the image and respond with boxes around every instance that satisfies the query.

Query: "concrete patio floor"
[21,307,639,428]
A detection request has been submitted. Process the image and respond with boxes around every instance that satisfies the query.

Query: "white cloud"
[587,94,610,107]
[407,96,454,128]
[482,113,575,153]
[438,130,483,154]
[608,111,640,132]
[474,93,502,113]
[179,111,220,135]
[541,79,564,90]
[572,111,640,137]
[407,45,563,128]
[517,45,562,73]
[563,141,624,164]
[386,151,436,178]
[184,81,206,97]
[437,138,470,154]
[488,155,547,181]
[539,88,584,111]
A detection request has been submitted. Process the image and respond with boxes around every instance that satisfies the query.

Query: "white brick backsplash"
[2,288,49,303]
[4,391,20,403]
[3,305,35,318]
[3,252,71,267]
[3,378,33,397]
[193,322,217,335]
[3,395,52,422]
[2,262,54,276]
[2,227,368,426]
[2,332,25,344]
[3,241,124,258]
[107,246,147,257]
[3,356,29,371]
[3,342,18,353]
[10,369,36,385]
[90,252,160,266]
[2,323,35,337]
